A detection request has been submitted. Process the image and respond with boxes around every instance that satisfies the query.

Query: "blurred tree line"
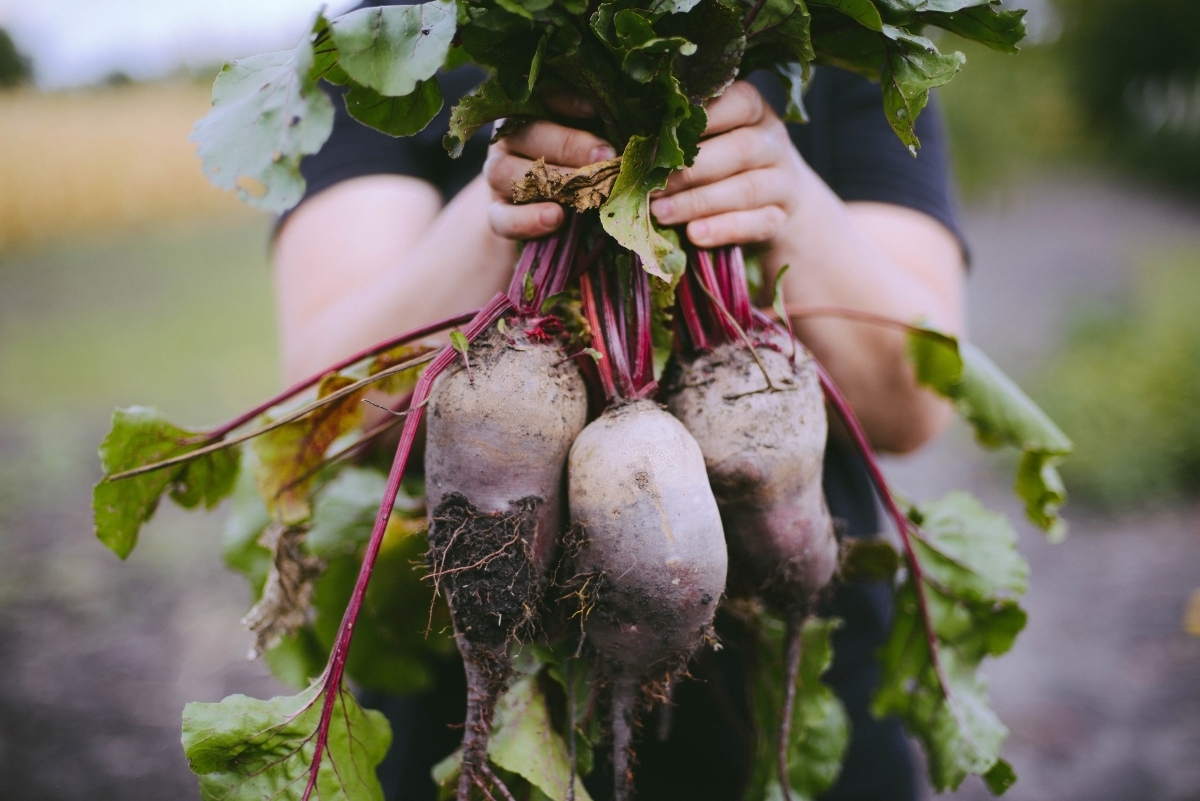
[1058,0,1200,193]
[0,29,31,88]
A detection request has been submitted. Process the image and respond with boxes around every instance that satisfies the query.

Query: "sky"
[0,0,1062,90]
[0,0,359,88]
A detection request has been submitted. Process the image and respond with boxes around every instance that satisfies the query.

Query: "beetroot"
[569,398,727,800]
[665,247,838,800]
[664,328,838,612]
[566,258,728,800]
[426,320,588,799]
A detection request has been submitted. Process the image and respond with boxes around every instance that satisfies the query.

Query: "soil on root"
[427,492,545,653]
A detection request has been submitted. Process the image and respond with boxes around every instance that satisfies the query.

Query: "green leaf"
[874,492,1028,794]
[881,26,965,152]
[329,0,458,97]
[94,407,239,559]
[190,13,335,212]
[807,0,884,31]
[839,537,901,582]
[489,673,594,801]
[182,681,391,801]
[344,78,444,136]
[925,4,1027,54]
[660,0,746,103]
[601,135,684,281]
[444,75,547,158]
[307,466,451,694]
[907,329,1073,539]
[749,616,850,801]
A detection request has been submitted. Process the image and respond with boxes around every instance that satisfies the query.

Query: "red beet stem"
[205,308,478,440]
[301,292,512,801]
[813,361,953,707]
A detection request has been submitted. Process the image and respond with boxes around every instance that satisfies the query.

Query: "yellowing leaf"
[254,374,365,526]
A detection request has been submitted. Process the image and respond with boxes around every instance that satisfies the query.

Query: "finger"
[657,125,787,195]
[500,120,615,168]
[685,206,789,249]
[703,81,768,137]
[650,169,791,226]
[539,88,597,119]
[488,200,564,241]
[486,151,598,203]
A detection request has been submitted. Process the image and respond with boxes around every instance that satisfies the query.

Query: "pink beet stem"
[676,269,710,352]
[812,359,953,709]
[580,274,619,401]
[204,308,479,441]
[301,292,512,801]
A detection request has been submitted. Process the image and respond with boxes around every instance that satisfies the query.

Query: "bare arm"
[273,174,512,383]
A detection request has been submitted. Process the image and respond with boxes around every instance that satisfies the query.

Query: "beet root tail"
[777,612,806,801]
[456,647,511,801]
[611,676,637,801]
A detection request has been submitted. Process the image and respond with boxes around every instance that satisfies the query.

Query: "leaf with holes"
[190,12,335,212]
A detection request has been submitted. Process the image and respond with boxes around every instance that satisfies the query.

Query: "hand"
[483,92,615,241]
[650,81,805,249]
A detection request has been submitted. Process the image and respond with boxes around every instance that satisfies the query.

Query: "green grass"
[939,40,1095,195]
[1033,248,1200,508]
[0,219,280,429]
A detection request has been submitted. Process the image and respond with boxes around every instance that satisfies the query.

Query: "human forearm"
[274,175,515,383]
[765,163,964,453]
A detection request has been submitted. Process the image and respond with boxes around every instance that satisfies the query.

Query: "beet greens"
[89,1,1077,799]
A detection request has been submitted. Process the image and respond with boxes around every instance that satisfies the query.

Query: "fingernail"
[690,221,709,242]
[651,198,674,221]
[538,207,560,227]
[590,145,616,162]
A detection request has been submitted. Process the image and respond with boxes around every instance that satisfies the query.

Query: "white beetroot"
[665,324,838,801]
[425,322,588,800]
[568,399,728,801]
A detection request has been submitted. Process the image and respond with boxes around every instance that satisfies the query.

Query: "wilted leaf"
[190,13,335,212]
[874,492,1027,794]
[182,681,391,801]
[241,522,325,659]
[253,374,366,526]
[908,330,1073,539]
[94,407,239,559]
[749,616,850,801]
[511,157,623,212]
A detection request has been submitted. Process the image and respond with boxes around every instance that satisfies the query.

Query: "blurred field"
[0,82,253,253]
